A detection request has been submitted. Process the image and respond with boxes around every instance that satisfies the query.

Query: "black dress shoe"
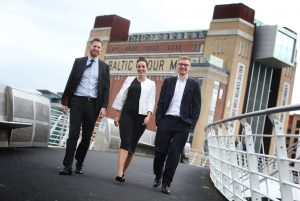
[59,166,72,175]
[75,162,83,174]
[161,184,171,194]
[153,178,162,187]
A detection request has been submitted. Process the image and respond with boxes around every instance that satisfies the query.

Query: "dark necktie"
[85,59,95,69]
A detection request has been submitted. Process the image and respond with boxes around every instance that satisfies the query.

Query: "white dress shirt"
[166,76,188,116]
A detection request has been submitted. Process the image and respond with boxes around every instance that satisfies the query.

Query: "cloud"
[0,0,299,104]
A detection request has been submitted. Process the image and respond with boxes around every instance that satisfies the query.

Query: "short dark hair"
[137,56,148,66]
[90,38,103,45]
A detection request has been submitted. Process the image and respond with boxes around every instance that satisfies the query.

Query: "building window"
[214,39,225,54]
[294,137,298,144]
[208,81,220,124]
[274,31,296,64]
[192,44,201,52]
[239,41,244,56]
[175,44,181,52]
[200,44,204,53]
[197,78,203,90]
[296,120,300,128]
[218,88,223,100]
[111,47,118,53]
[191,57,199,64]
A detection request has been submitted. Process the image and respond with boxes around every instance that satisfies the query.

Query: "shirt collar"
[177,75,188,81]
[88,56,98,63]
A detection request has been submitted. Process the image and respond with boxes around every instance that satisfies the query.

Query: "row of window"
[128,31,208,42]
[113,75,166,81]
[213,39,250,59]
[283,66,294,78]
[109,43,203,53]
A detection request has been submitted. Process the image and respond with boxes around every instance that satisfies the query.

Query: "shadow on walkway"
[0,147,226,201]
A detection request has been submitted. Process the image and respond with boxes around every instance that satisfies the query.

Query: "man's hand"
[99,108,107,118]
[143,112,152,126]
[62,105,69,114]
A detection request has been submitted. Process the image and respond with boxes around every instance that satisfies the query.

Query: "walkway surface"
[0,147,227,201]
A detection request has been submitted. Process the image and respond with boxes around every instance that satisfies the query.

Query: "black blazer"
[156,76,201,128]
[61,56,110,112]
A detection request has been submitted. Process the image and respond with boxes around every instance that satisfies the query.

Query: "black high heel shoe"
[115,176,125,183]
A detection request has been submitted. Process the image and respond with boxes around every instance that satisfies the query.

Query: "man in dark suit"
[153,56,201,194]
[59,38,110,175]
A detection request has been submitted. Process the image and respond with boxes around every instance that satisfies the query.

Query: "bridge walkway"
[0,147,226,201]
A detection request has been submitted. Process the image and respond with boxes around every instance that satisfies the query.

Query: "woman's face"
[136,61,148,76]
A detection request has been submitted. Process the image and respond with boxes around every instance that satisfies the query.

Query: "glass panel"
[274,31,296,64]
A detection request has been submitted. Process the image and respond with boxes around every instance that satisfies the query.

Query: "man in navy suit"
[59,38,110,175]
[153,56,201,194]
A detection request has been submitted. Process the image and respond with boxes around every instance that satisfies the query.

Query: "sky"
[0,0,299,104]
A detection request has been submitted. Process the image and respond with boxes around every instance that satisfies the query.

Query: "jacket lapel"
[182,77,192,97]
[78,57,89,77]
[165,77,177,108]
[97,59,103,84]
[169,77,177,98]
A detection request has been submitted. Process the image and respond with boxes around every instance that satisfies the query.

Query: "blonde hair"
[178,56,191,62]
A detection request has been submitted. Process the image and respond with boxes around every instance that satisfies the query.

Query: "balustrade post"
[225,123,243,201]
[218,126,231,199]
[240,118,261,201]
[207,128,217,186]
[268,114,293,201]
[208,127,223,190]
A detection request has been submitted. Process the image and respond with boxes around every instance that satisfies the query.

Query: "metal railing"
[49,109,69,147]
[49,109,155,152]
[49,109,99,149]
[205,104,300,201]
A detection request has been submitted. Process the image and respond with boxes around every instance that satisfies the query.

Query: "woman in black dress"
[112,57,156,182]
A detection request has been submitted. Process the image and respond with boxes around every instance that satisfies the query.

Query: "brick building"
[83,3,297,152]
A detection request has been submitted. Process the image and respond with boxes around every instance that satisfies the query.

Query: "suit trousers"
[153,115,191,186]
[63,96,99,166]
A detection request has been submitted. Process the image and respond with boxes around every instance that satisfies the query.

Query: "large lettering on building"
[105,58,178,72]
[230,63,245,130]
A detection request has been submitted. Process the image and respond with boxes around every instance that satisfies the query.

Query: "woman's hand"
[143,112,152,126]
[114,116,120,127]
[114,110,121,127]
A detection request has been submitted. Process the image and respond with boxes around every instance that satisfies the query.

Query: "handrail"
[205,104,300,201]
[205,104,300,131]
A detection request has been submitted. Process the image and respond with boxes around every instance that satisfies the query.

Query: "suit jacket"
[156,76,201,128]
[61,56,110,112]
[112,76,156,115]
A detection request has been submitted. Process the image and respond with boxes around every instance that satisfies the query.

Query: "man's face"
[177,59,191,76]
[89,41,102,57]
